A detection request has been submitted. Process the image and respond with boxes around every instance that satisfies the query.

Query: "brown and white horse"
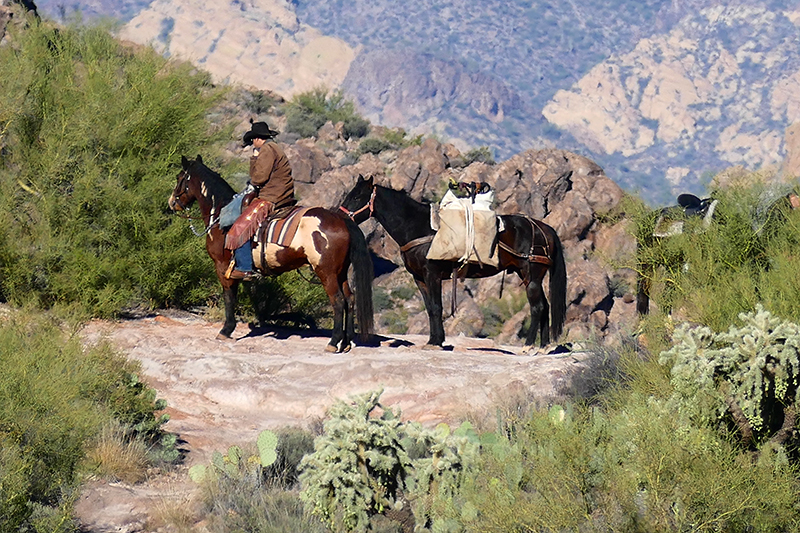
[168,155,373,352]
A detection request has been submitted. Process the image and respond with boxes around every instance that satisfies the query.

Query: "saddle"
[653,193,718,237]
[252,205,312,271]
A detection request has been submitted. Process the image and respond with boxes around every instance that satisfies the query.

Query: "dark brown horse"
[340,175,567,349]
[168,155,373,352]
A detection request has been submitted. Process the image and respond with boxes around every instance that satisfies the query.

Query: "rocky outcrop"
[0,0,37,43]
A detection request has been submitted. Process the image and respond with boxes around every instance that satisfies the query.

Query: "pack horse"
[340,175,567,349]
[168,156,374,352]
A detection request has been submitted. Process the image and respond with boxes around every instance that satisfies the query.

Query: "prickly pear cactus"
[660,305,800,446]
[256,429,278,467]
[188,429,280,484]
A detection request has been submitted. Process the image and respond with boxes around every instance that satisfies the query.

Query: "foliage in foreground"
[294,361,800,533]
[299,390,480,532]
[0,311,171,532]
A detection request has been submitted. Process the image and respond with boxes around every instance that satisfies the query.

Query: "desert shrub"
[373,286,394,312]
[382,128,423,148]
[633,179,800,330]
[661,306,800,452]
[284,86,370,140]
[0,311,171,531]
[358,137,393,155]
[235,88,281,115]
[462,146,495,165]
[262,427,317,489]
[0,21,226,317]
[466,385,800,532]
[189,429,327,533]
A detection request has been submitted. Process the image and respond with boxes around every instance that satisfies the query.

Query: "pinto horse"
[168,155,373,352]
[340,175,567,349]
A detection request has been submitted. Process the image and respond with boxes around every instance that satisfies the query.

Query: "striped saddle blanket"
[257,206,312,247]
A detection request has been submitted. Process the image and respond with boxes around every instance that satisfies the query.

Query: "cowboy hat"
[242,119,280,146]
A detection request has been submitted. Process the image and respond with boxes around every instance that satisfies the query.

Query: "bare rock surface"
[75,313,592,532]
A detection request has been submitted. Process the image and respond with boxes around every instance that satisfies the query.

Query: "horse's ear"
[366,175,374,186]
[181,155,190,170]
[197,154,203,164]
[356,174,364,183]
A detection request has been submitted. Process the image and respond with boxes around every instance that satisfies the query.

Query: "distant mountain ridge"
[32,0,800,204]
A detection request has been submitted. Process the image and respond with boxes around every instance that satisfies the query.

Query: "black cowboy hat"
[242,119,280,146]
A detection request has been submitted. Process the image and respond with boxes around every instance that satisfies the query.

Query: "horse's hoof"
[342,342,353,353]
[216,333,234,341]
[325,344,338,353]
[422,343,444,351]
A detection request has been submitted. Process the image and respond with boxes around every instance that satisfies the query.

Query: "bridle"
[170,170,195,213]
[339,186,377,222]
[170,169,220,237]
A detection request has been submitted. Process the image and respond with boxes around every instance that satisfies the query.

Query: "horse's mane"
[190,158,236,204]
[379,185,431,217]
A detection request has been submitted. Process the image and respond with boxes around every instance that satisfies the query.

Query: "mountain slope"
[32,0,800,204]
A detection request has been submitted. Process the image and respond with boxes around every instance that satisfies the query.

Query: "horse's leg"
[636,260,652,315]
[416,270,445,349]
[316,269,347,353]
[342,279,355,352]
[525,281,548,348]
[218,283,239,339]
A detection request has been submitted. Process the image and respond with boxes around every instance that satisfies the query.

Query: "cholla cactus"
[660,305,800,447]
[299,390,481,533]
[299,389,411,532]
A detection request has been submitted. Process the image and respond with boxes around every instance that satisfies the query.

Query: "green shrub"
[0,21,226,317]
[0,311,171,531]
[358,137,392,155]
[284,87,370,140]
[299,390,480,532]
[462,146,495,165]
[634,180,800,330]
[661,305,800,451]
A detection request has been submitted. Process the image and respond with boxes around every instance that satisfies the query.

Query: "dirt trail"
[75,312,590,532]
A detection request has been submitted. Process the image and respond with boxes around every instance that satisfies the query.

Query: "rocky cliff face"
[118,0,356,97]
[543,6,800,200]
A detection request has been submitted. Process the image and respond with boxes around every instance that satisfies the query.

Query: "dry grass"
[85,422,149,484]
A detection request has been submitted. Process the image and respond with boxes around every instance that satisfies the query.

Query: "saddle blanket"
[258,206,312,247]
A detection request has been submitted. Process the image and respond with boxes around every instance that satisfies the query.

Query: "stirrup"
[224,259,236,279]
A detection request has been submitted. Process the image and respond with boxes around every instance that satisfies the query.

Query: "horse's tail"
[344,216,374,341]
[549,230,567,341]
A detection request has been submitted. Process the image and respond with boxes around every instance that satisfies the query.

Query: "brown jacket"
[250,141,295,208]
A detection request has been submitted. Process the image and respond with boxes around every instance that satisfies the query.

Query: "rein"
[340,186,377,221]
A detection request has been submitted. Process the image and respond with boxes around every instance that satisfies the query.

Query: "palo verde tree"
[0,20,227,316]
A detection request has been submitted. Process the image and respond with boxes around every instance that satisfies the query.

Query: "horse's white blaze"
[257,216,327,269]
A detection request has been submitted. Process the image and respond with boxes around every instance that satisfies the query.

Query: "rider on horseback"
[225,119,297,280]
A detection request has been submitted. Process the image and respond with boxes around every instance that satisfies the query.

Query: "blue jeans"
[234,243,254,272]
